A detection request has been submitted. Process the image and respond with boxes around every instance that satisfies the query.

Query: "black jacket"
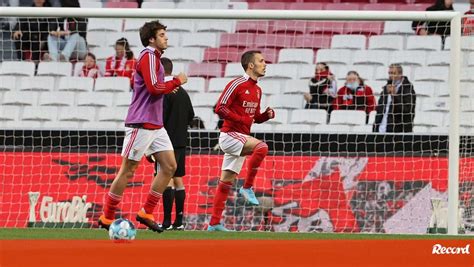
[12,2,58,42]
[412,4,454,36]
[306,77,333,110]
[163,87,195,148]
[373,76,416,133]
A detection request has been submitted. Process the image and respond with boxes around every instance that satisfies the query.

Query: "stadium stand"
[0,1,472,135]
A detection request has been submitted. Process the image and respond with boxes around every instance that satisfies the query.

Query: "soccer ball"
[108,218,137,241]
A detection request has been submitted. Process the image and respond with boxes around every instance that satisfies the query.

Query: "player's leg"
[146,154,173,227]
[208,132,246,231]
[172,176,185,230]
[239,136,269,206]
[136,128,176,232]
[99,158,140,229]
[99,127,152,230]
[162,178,175,230]
[208,169,238,232]
[171,147,186,230]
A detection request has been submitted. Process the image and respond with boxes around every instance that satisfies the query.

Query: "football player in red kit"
[208,50,275,231]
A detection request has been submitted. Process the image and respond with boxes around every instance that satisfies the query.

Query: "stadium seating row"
[77,1,470,14]
[88,32,474,54]
[1,62,474,92]
[1,101,473,133]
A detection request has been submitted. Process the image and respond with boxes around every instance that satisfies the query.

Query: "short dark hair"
[389,63,403,75]
[241,50,261,71]
[160,57,173,75]
[139,20,167,47]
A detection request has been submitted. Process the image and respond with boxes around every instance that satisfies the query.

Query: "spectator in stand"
[77,52,101,79]
[463,0,474,36]
[45,0,87,61]
[333,71,376,123]
[373,64,416,133]
[412,0,454,39]
[304,62,337,112]
[11,0,57,62]
[105,37,137,85]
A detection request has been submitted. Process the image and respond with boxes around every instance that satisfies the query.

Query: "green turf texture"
[1,228,473,240]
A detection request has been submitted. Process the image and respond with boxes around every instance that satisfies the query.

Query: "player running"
[208,50,275,232]
[98,20,187,233]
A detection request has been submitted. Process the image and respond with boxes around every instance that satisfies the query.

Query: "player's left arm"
[254,88,275,123]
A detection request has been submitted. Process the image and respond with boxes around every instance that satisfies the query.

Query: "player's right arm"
[215,81,252,124]
[139,52,182,96]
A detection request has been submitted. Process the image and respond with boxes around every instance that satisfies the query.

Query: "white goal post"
[0,7,465,235]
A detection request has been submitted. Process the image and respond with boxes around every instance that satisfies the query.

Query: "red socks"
[143,190,162,214]
[103,192,122,220]
[244,142,268,189]
[209,180,232,226]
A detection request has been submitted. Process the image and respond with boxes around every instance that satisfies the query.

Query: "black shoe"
[97,215,112,231]
[136,211,163,233]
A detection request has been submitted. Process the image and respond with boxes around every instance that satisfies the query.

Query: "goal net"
[0,5,472,234]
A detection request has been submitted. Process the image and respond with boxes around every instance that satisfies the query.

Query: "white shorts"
[219,132,249,174]
[121,127,173,162]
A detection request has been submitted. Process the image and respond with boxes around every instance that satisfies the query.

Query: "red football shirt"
[215,74,270,135]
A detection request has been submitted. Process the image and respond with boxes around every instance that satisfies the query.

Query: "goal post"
[0,7,469,235]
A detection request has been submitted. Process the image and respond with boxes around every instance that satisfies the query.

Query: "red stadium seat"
[305,21,345,35]
[288,3,325,10]
[219,33,256,49]
[235,21,270,34]
[344,21,384,36]
[397,4,430,10]
[203,48,241,63]
[376,0,408,3]
[248,2,286,10]
[325,3,361,10]
[254,34,294,49]
[413,0,434,3]
[260,48,279,64]
[294,34,332,50]
[242,48,279,63]
[188,63,223,79]
[339,0,370,3]
[361,3,397,10]
[105,1,138,8]
[302,0,333,3]
[272,20,307,35]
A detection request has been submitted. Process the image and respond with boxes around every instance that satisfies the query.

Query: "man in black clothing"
[150,57,194,230]
[373,64,416,133]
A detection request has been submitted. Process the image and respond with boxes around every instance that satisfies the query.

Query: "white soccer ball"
[108,218,137,241]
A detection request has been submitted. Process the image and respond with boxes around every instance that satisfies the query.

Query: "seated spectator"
[304,62,337,112]
[45,0,87,61]
[77,52,101,79]
[11,0,56,62]
[373,64,416,133]
[105,38,136,84]
[333,71,376,122]
[412,0,454,38]
[463,0,474,36]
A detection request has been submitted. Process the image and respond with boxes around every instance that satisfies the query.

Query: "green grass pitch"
[1,228,473,240]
